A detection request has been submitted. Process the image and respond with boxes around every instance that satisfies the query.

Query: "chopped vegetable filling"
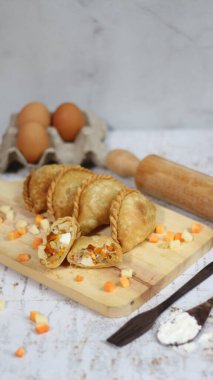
[73,243,117,266]
[44,222,72,260]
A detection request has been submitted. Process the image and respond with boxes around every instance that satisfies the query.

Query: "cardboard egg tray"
[0,111,108,172]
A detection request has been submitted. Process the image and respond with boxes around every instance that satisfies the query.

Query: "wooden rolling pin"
[106,149,213,221]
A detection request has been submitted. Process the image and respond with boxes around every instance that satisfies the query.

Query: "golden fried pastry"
[67,235,122,268]
[47,166,93,219]
[73,174,126,235]
[110,189,156,253]
[23,164,64,214]
[38,216,80,269]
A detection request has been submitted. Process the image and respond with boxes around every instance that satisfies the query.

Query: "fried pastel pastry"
[73,174,126,235]
[38,216,80,269]
[47,166,93,219]
[23,164,64,214]
[110,188,156,253]
[67,235,122,268]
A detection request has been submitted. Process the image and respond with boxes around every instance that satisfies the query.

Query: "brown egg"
[53,103,85,141]
[17,102,51,129]
[16,122,49,164]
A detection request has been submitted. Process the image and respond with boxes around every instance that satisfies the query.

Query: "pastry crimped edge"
[109,188,139,246]
[72,173,125,222]
[23,171,36,212]
[40,216,81,269]
[47,165,93,219]
[67,235,123,269]
[23,164,66,214]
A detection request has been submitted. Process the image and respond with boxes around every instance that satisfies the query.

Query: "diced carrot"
[34,214,43,226]
[15,347,25,357]
[191,223,202,234]
[148,234,158,243]
[164,231,175,242]
[155,224,164,234]
[174,232,184,242]
[17,227,27,236]
[30,311,39,322]
[8,230,20,240]
[35,323,49,334]
[119,277,130,288]
[32,237,43,249]
[47,232,57,241]
[106,244,115,252]
[16,253,30,263]
[94,247,102,254]
[74,275,84,282]
[103,281,116,292]
[45,242,55,255]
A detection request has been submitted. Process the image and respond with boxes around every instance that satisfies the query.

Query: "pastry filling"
[44,222,72,259]
[72,243,117,266]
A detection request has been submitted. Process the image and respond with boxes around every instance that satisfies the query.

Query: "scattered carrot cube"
[15,347,25,358]
[191,223,202,234]
[164,231,175,242]
[74,275,84,282]
[34,214,43,226]
[32,237,43,249]
[119,277,130,288]
[174,232,184,242]
[16,253,30,263]
[8,230,20,240]
[155,224,164,234]
[17,227,27,236]
[30,311,39,322]
[103,281,116,292]
[35,323,49,334]
[148,234,158,243]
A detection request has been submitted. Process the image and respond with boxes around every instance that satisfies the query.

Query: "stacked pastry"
[23,164,156,269]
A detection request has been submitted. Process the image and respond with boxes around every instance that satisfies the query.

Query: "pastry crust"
[23,164,64,214]
[23,171,34,212]
[73,174,126,235]
[38,216,80,269]
[67,235,122,268]
[47,166,93,219]
[110,188,156,253]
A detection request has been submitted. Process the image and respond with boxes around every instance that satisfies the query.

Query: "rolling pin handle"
[106,149,140,177]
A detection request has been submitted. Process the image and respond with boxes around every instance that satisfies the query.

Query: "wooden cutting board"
[0,180,212,318]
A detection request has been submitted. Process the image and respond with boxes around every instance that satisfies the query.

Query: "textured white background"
[1,0,213,131]
[0,128,213,380]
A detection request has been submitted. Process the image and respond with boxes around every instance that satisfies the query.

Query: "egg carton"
[0,111,108,172]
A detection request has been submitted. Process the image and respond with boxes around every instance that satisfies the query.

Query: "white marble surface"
[1,0,213,132]
[0,128,213,380]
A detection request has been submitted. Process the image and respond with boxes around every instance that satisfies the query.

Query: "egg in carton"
[0,111,108,172]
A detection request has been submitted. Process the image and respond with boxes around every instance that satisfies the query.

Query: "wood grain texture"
[0,180,212,318]
[106,150,213,221]
[136,154,213,221]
